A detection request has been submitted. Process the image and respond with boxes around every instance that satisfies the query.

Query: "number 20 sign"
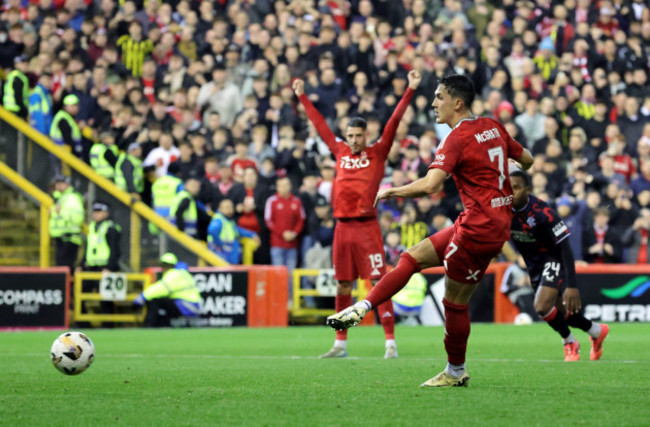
[99,273,128,301]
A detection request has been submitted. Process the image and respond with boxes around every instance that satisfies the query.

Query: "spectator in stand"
[622,208,650,264]
[3,55,30,119]
[116,20,154,77]
[229,166,271,265]
[583,207,623,264]
[207,198,260,265]
[143,133,180,178]
[28,71,53,136]
[197,62,242,127]
[229,139,257,183]
[631,158,650,198]
[265,176,305,296]
[173,141,202,181]
[515,98,547,147]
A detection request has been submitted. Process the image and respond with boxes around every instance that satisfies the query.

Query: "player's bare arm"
[374,168,446,207]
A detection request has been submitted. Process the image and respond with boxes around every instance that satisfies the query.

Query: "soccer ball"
[514,312,533,326]
[50,332,95,375]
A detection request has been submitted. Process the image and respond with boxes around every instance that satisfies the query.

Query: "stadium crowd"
[2,0,650,271]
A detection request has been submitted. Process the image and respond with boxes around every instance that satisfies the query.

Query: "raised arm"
[293,79,339,153]
[376,70,422,158]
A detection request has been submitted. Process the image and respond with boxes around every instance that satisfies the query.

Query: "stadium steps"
[0,182,44,266]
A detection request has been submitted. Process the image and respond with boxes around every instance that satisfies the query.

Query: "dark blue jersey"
[511,195,571,283]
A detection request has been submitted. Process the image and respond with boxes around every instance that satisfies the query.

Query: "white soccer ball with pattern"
[514,313,533,326]
[50,331,95,375]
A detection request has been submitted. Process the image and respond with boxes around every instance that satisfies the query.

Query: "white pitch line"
[6,353,647,364]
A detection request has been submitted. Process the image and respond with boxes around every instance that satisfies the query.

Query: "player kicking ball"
[327,74,534,387]
[508,169,609,361]
[294,70,421,359]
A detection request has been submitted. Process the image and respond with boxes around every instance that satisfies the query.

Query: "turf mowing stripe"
[6,352,646,363]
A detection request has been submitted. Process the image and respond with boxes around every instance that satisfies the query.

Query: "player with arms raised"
[293,70,421,359]
[509,169,609,361]
[327,74,534,386]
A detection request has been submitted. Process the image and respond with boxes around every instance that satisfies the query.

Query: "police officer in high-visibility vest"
[3,55,30,119]
[28,71,53,135]
[79,202,122,272]
[50,94,83,160]
[170,177,203,239]
[391,272,428,325]
[49,174,85,274]
[89,131,119,180]
[133,252,201,327]
[207,198,260,264]
[115,142,144,198]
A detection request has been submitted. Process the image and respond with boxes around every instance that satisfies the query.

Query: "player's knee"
[534,299,554,316]
[337,281,353,294]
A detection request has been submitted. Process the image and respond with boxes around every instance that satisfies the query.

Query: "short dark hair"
[439,74,475,109]
[347,117,367,130]
[509,169,530,187]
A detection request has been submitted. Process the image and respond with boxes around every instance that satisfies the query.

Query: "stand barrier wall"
[3,263,650,329]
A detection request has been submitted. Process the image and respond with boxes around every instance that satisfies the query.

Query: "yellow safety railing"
[73,272,151,323]
[0,107,229,268]
[291,268,371,317]
[0,160,53,267]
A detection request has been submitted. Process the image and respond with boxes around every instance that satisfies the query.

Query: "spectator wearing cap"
[89,131,119,180]
[79,202,122,273]
[49,174,85,274]
[304,194,335,272]
[28,71,53,136]
[197,63,242,127]
[532,37,559,82]
[116,20,154,77]
[3,55,30,119]
[50,94,84,160]
[583,206,623,264]
[134,252,201,327]
[207,198,260,265]
[115,142,144,198]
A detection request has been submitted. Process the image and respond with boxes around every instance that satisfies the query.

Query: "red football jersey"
[299,89,414,219]
[429,116,524,244]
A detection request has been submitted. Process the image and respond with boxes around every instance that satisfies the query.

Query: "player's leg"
[534,273,579,361]
[321,223,355,358]
[364,227,450,307]
[563,292,609,361]
[326,227,450,330]
[320,280,353,358]
[421,235,502,388]
[370,279,398,358]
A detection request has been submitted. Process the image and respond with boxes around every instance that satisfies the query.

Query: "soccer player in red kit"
[327,74,534,386]
[293,70,422,359]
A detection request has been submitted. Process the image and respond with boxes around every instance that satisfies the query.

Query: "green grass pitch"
[1,323,649,426]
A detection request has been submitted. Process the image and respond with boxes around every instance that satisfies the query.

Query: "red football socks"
[335,294,352,340]
[377,300,395,340]
[443,298,470,365]
[366,253,421,307]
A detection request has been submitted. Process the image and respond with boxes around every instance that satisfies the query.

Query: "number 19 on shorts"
[369,253,383,276]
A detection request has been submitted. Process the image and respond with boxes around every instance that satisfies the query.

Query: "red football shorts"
[429,223,504,284]
[333,218,386,281]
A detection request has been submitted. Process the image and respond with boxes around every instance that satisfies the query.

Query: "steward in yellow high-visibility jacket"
[49,174,84,274]
[392,273,427,321]
[134,253,201,327]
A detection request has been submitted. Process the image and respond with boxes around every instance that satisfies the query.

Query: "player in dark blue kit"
[509,169,609,361]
